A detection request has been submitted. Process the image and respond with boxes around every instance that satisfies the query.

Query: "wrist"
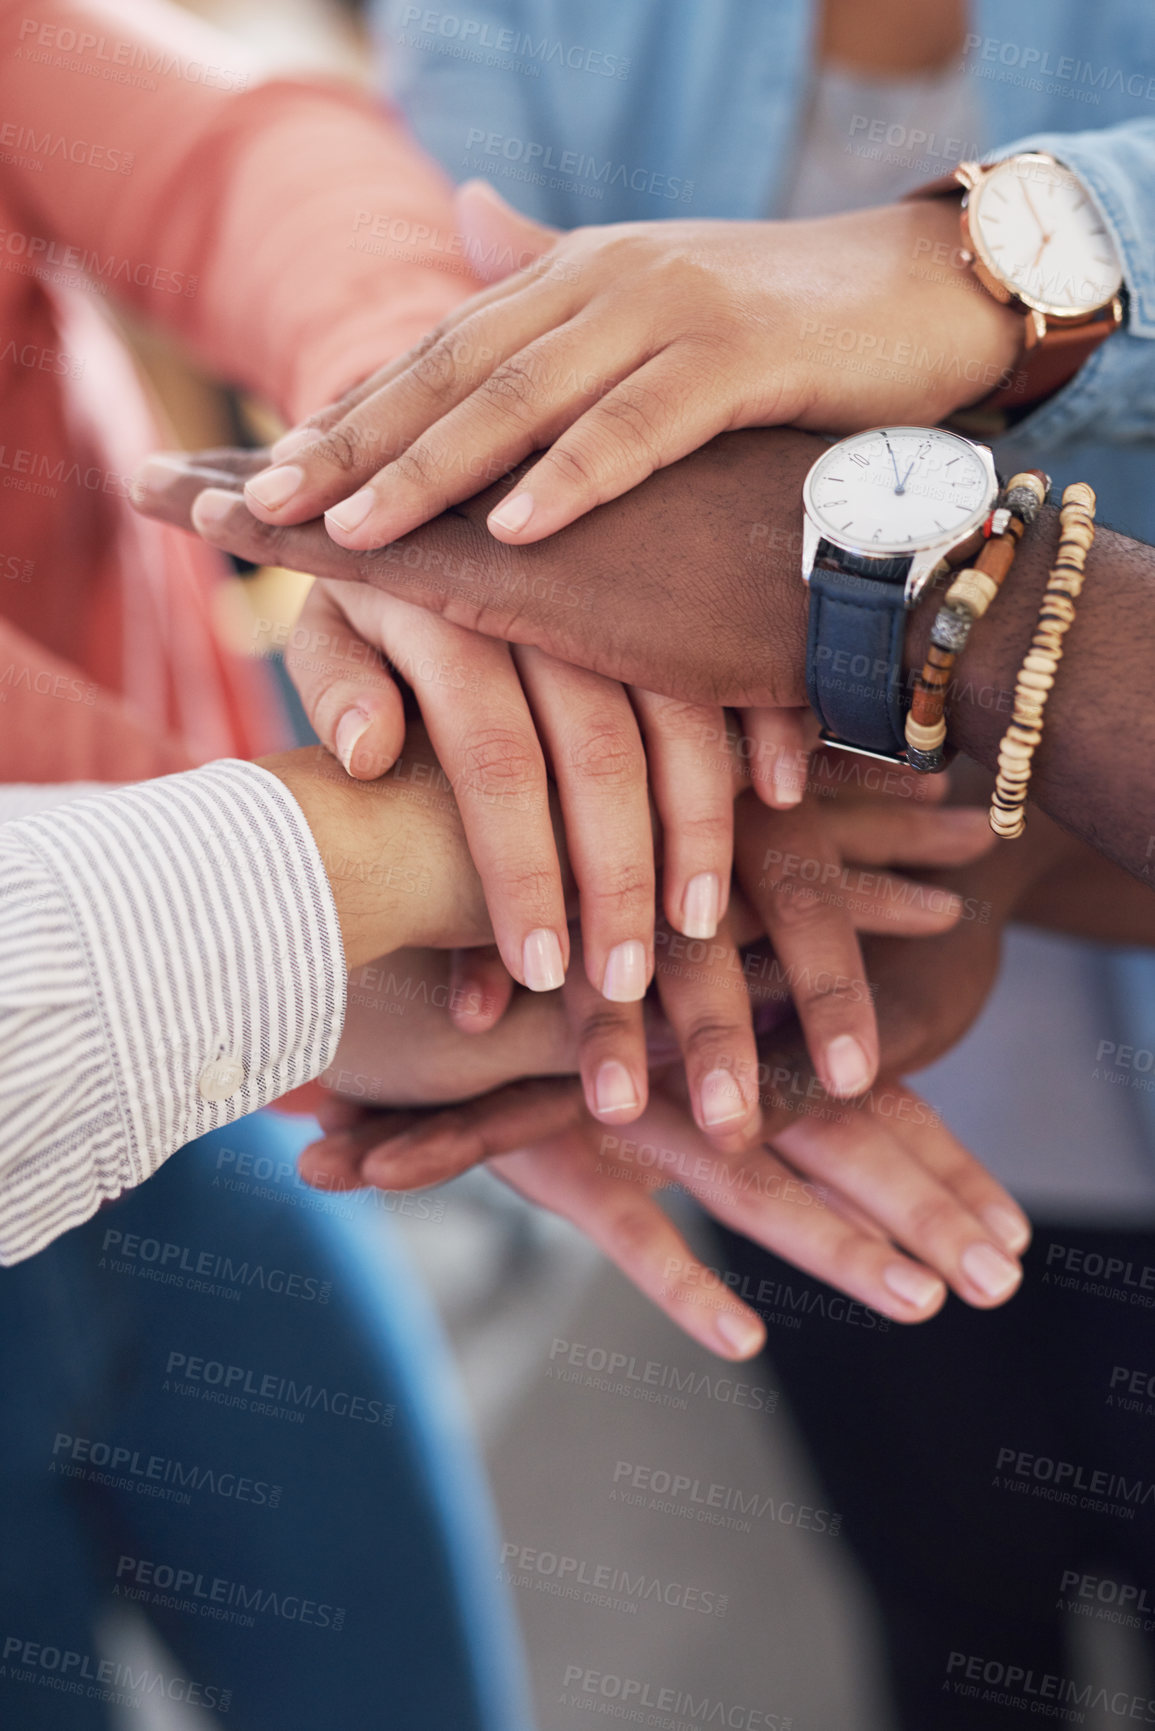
[259,745,490,969]
[902,197,1025,416]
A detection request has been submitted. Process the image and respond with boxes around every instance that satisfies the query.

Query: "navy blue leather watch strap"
[805,564,911,757]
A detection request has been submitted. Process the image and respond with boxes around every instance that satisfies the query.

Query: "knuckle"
[669,809,731,848]
[568,722,643,787]
[763,878,832,933]
[542,438,599,491]
[680,1018,747,1063]
[793,972,863,1017]
[456,726,544,802]
[604,1202,659,1262]
[594,380,667,454]
[578,1006,634,1049]
[584,863,654,917]
[903,1192,960,1247]
[315,423,373,474]
[389,441,447,495]
[477,357,541,419]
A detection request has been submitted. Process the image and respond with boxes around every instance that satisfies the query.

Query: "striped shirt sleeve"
[0,760,345,1264]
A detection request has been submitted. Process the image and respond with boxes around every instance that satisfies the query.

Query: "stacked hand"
[134,190,1040,1356]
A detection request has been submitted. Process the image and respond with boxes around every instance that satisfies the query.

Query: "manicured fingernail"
[488,490,534,534]
[961,1241,1021,1301]
[824,1034,873,1098]
[523,928,565,992]
[715,1310,765,1358]
[326,486,376,536]
[883,1262,945,1310]
[335,710,371,775]
[773,756,804,807]
[982,1203,1031,1254]
[593,1060,639,1118]
[270,426,317,461]
[700,1067,748,1128]
[682,872,720,940]
[602,939,647,1002]
[190,488,238,533]
[245,465,304,512]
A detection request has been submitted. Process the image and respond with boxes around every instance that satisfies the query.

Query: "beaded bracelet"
[904,470,1049,773]
[989,481,1097,839]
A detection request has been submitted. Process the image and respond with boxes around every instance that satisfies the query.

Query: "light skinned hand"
[241,182,1020,553]
[287,574,735,1000]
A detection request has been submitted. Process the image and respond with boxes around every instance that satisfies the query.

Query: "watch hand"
[1022,182,1047,237]
[883,433,904,495]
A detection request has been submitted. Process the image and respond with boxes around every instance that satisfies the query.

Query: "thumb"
[453,178,559,282]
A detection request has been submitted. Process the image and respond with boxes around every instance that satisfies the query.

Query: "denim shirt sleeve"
[989,121,1155,446]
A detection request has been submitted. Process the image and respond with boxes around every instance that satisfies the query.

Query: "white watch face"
[970,155,1123,315]
[803,427,995,555]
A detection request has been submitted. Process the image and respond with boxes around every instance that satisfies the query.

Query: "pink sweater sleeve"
[0,0,480,417]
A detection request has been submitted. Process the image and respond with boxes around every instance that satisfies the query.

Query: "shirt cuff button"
[198,1054,245,1102]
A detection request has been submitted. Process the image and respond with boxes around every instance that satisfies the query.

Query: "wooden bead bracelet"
[989,481,1096,838]
[904,469,1049,773]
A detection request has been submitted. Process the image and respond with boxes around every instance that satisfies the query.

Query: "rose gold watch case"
[954,153,1124,332]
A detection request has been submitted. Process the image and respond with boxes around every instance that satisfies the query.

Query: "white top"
[0,762,344,1264]
[782,58,984,219]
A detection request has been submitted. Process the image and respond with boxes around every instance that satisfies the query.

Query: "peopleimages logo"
[163,1350,395,1428]
[115,1554,345,1631]
[2,1637,230,1715]
[560,1663,794,1729]
[99,1227,331,1304]
[51,1432,281,1509]
[499,1541,727,1617]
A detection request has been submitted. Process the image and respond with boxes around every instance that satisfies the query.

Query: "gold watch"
[916,151,1124,429]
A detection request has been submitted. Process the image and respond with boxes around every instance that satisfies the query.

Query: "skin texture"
[138,430,1155,880]
[262,733,1033,1353]
[241,194,1020,553]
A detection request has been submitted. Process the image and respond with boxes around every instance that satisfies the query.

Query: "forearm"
[260,741,490,970]
[0,759,343,1262]
[903,506,1155,881]
[0,0,479,420]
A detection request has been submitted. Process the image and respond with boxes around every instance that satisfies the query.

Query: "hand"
[306,1054,1030,1354]
[238,185,1020,551]
[132,429,824,709]
[731,769,996,1097]
[287,575,736,1000]
[260,732,492,970]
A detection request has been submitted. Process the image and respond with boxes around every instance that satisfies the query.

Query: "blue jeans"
[0,1113,534,1729]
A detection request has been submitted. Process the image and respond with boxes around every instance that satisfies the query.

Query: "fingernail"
[883,1262,945,1310]
[335,710,371,775]
[362,1146,412,1184]
[682,872,720,940]
[700,1067,748,1128]
[245,465,304,512]
[593,1060,639,1118]
[602,940,648,1002]
[961,1241,1021,1301]
[132,452,185,499]
[824,1034,873,1098]
[270,426,317,461]
[982,1203,1031,1254]
[715,1310,765,1358]
[523,928,565,992]
[190,488,238,533]
[773,756,804,807]
[489,490,534,534]
[326,486,376,536]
